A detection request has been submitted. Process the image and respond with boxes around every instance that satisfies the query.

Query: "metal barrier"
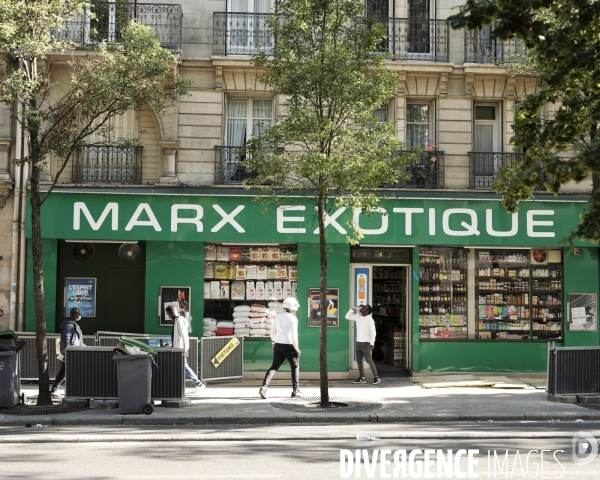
[65,346,185,401]
[96,331,199,376]
[547,346,600,396]
[15,333,95,380]
[201,336,244,382]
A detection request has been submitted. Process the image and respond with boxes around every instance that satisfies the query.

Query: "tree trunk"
[317,193,330,407]
[30,142,52,406]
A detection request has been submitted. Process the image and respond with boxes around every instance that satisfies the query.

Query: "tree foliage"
[247,0,409,406]
[449,0,600,242]
[0,0,188,405]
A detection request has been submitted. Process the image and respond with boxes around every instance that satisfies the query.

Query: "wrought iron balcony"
[213,13,448,61]
[51,2,182,49]
[213,13,275,56]
[381,151,444,189]
[469,152,522,189]
[73,144,143,184]
[465,28,524,64]
[378,18,449,62]
[215,145,284,184]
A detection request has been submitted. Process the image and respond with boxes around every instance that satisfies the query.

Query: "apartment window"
[367,104,389,129]
[406,103,431,149]
[226,98,273,147]
[408,0,432,55]
[366,0,391,18]
[474,105,499,152]
[87,108,136,143]
[228,0,274,51]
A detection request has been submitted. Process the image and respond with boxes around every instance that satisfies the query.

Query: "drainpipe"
[9,100,22,331]
[17,133,29,331]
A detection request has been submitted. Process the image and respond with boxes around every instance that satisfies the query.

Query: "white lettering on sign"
[125,203,162,232]
[171,205,203,232]
[211,205,245,233]
[527,210,555,237]
[277,205,306,233]
[74,202,118,231]
[429,208,436,236]
[392,207,424,235]
[313,207,347,234]
[353,208,388,235]
[443,209,480,236]
[486,210,518,237]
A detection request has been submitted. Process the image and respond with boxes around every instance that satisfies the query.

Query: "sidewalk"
[1,377,599,426]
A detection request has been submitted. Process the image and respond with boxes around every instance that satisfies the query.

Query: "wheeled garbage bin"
[112,354,154,415]
[0,351,21,408]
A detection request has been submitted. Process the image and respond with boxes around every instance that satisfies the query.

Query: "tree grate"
[0,404,89,416]
[269,396,382,414]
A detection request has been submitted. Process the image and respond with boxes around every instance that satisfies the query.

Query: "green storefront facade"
[25,189,599,374]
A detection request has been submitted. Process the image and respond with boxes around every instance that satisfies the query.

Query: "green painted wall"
[25,239,58,332]
[241,243,351,373]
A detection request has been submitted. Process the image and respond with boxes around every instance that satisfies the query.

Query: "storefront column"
[158,141,179,184]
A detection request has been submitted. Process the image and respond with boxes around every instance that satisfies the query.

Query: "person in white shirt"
[259,297,303,399]
[345,305,381,385]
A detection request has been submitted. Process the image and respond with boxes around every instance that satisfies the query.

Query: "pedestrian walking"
[345,305,381,385]
[259,297,303,399]
[164,305,206,393]
[50,307,84,395]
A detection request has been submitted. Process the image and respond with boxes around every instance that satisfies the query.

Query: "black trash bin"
[0,351,21,408]
[112,354,154,415]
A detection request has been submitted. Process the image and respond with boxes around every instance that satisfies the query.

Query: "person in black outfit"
[50,308,83,395]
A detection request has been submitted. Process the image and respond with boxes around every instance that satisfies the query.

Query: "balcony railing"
[469,152,554,190]
[379,18,449,62]
[51,2,182,49]
[465,29,524,64]
[213,13,448,61]
[73,144,143,184]
[215,145,284,184]
[213,12,275,56]
[381,151,444,189]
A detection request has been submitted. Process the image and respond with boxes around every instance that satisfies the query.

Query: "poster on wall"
[308,288,339,327]
[64,277,96,317]
[159,286,191,326]
[568,293,597,331]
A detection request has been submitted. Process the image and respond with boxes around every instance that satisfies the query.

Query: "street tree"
[247,0,410,406]
[449,0,600,242]
[0,0,188,405]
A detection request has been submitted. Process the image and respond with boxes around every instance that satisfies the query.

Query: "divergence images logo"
[572,432,598,465]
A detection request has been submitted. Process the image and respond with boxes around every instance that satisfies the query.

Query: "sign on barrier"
[211,337,240,368]
[201,336,243,382]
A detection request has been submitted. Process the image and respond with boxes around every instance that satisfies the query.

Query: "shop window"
[418,247,468,339]
[475,249,563,341]
[203,244,297,339]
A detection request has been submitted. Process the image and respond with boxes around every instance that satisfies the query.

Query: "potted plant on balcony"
[409,144,438,187]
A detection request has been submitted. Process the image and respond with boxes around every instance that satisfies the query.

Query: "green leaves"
[449,0,600,243]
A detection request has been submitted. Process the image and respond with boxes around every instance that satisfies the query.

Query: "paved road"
[1,423,599,479]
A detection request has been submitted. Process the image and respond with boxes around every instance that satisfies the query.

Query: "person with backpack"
[50,308,84,395]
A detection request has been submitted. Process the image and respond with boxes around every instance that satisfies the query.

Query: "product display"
[475,249,563,340]
[203,244,298,338]
[418,247,468,339]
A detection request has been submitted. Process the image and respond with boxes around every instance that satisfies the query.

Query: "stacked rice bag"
[249,304,269,337]
[232,305,251,337]
[203,318,217,337]
[216,320,234,336]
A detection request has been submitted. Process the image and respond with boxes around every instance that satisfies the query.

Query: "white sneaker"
[193,383,206,393]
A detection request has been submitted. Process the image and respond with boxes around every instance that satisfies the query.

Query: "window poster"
[64,277,97,317]
[568,293,597,331]
[159,286,191,326]
[308,287,339,327]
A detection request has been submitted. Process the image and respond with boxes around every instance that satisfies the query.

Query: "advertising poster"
[64,277,96,317]
[308,288,339,327]
[159,286,191,326]
[568,293,597,331]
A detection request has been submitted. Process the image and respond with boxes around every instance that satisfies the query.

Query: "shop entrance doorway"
[350,256,411,377]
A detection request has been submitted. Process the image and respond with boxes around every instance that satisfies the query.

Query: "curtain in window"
[474,125,494,152]
[252,99,272,138]
[227,99,248,147]
[406,104,429,149]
